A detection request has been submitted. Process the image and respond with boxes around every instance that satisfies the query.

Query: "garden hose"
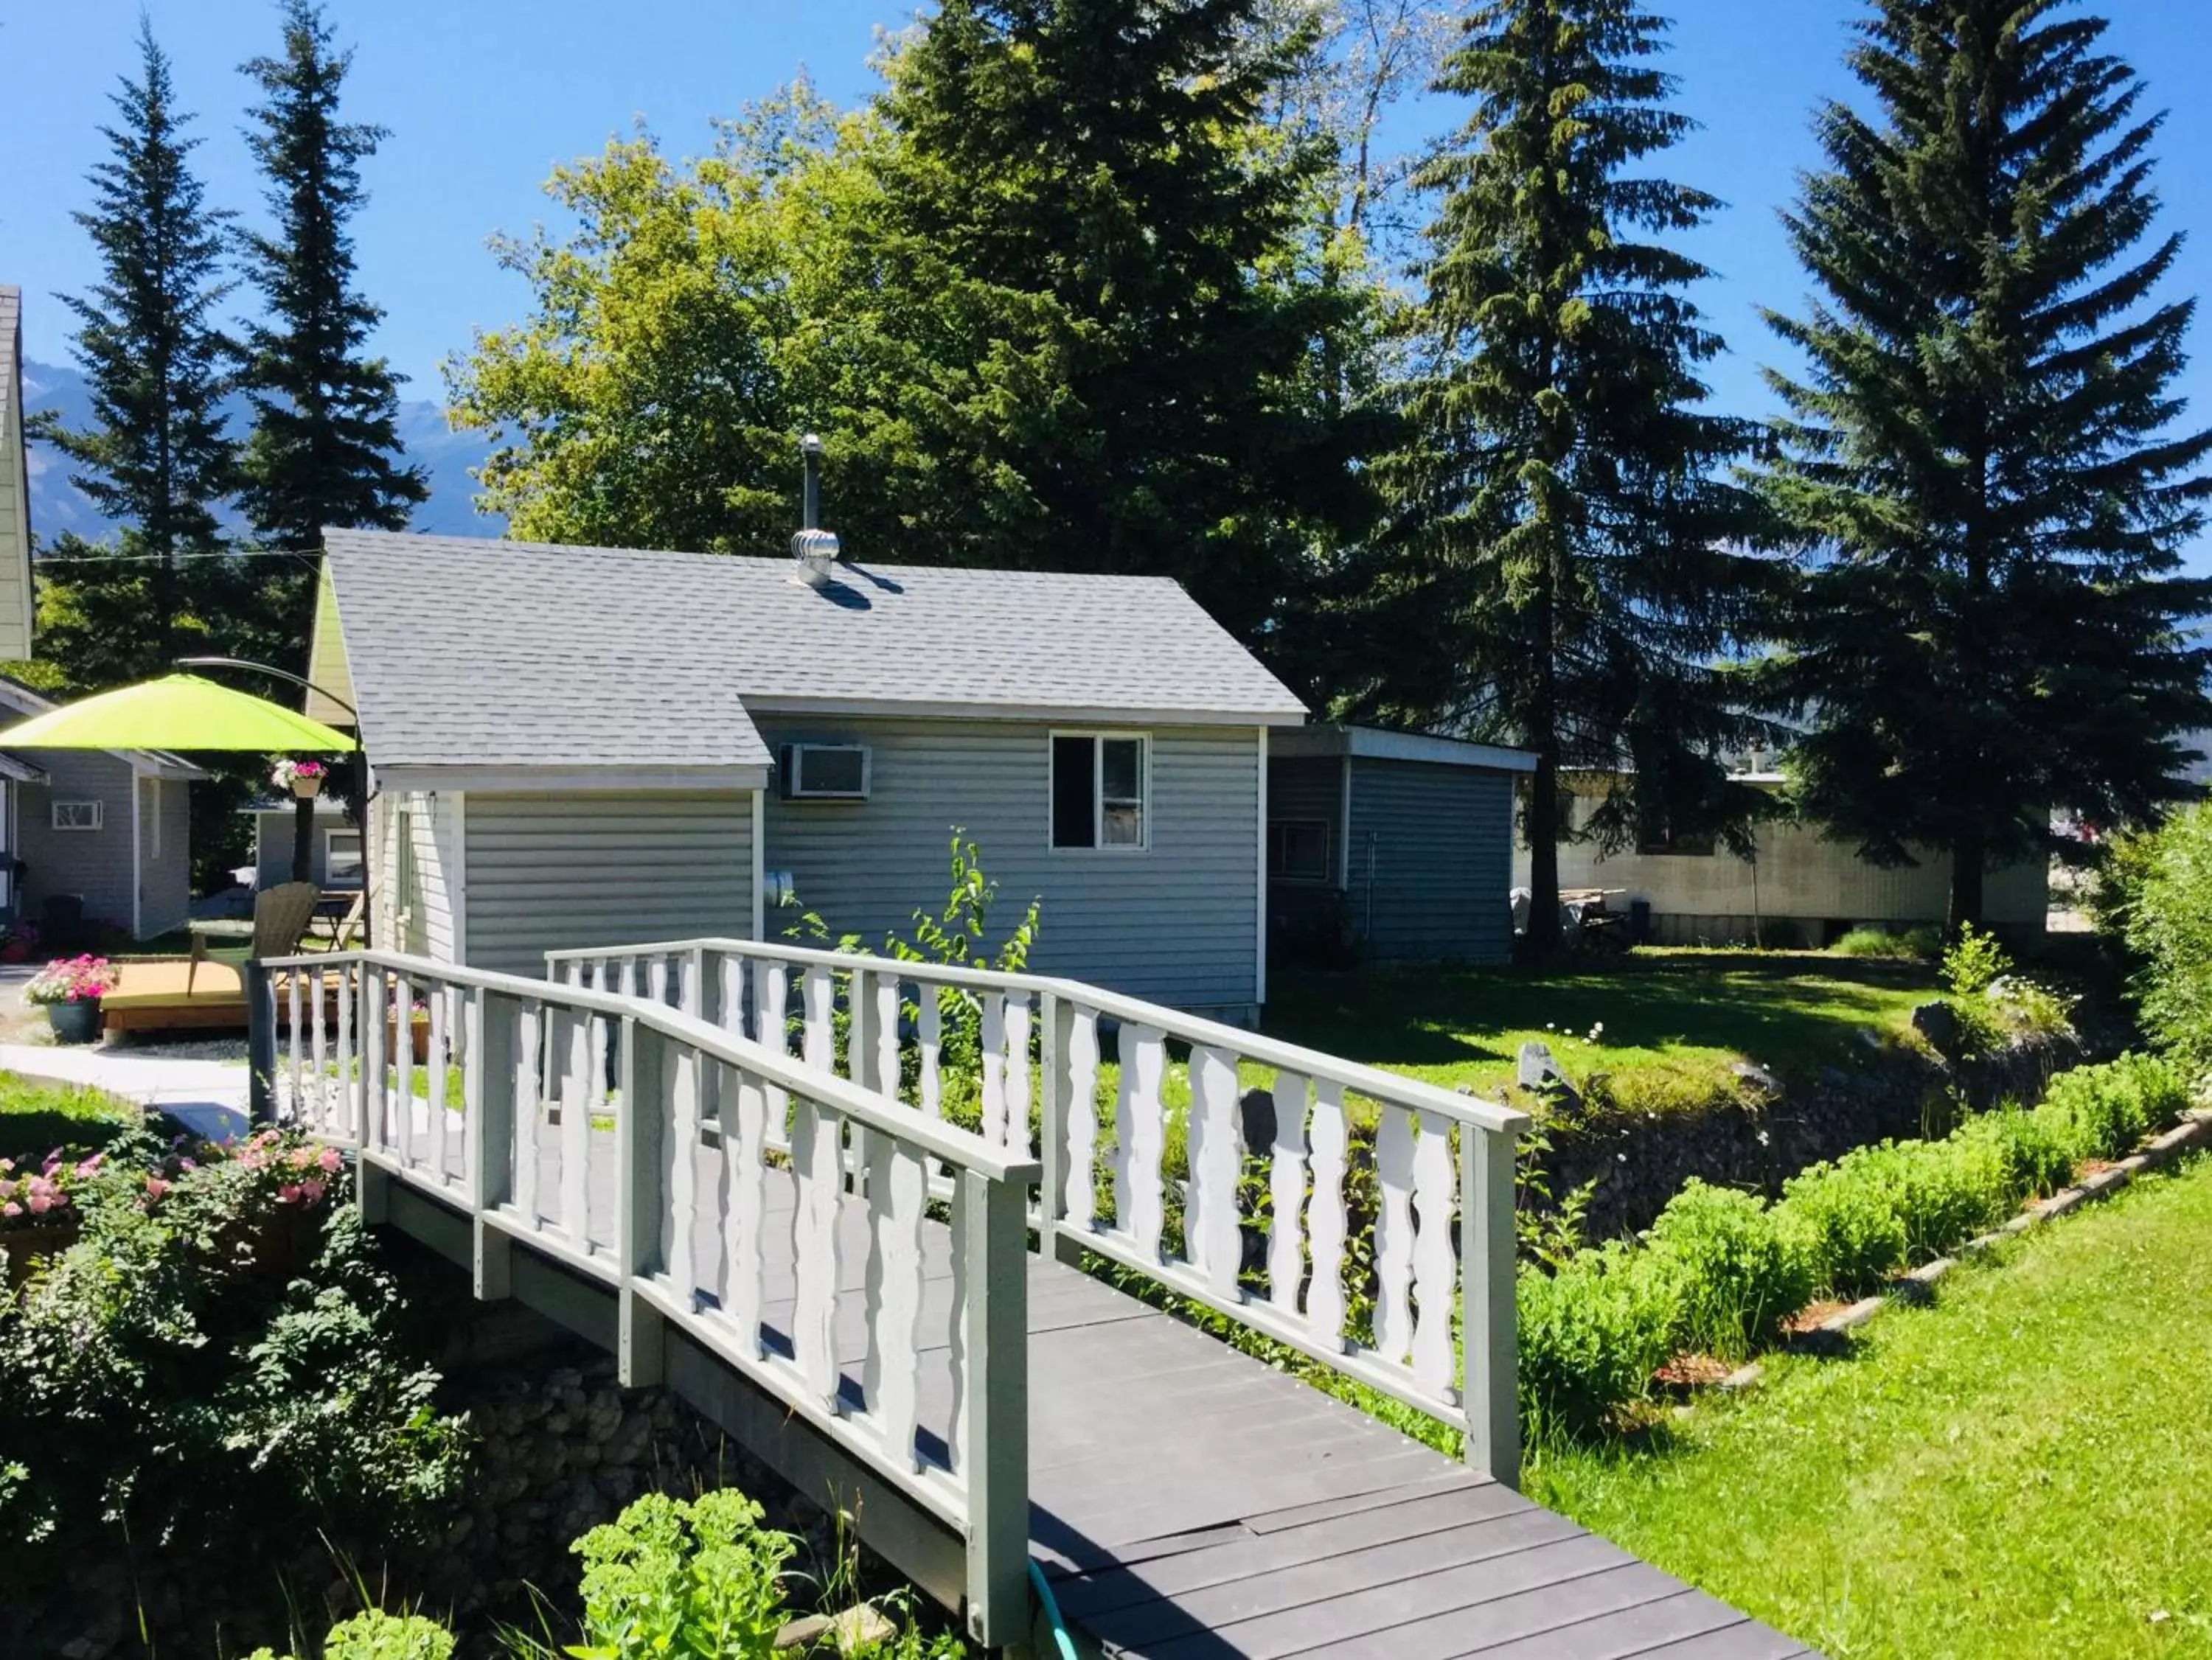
[1029,1558,1079,1660]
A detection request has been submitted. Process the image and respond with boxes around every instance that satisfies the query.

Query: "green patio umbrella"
[0,673,355,753]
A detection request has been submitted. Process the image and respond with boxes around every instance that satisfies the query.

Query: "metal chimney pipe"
[801,432,822,531]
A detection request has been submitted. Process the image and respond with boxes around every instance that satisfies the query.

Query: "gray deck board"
[519,1120,1816,1659]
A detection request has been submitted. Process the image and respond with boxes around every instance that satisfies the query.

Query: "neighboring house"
[1268,725,1534,966]
[243,796,362,890]
[0,287,38,660]
[307,530,1306,1019]
[1513,770,2048,946]
[0,677,200,938]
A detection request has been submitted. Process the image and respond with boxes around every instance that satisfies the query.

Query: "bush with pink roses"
[0,1148,108,1230]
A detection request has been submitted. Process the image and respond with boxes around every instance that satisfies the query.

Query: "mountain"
[19,357,507,543]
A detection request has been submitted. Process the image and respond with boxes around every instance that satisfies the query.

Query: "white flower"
[1756,1129,1771,1146]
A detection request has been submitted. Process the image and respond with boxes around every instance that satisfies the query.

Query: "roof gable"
[320,529,1306,773]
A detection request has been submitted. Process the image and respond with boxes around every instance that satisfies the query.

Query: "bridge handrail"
[548,933,1526,1488]
[262,947,1038,1183]
[542,937,1530,1137]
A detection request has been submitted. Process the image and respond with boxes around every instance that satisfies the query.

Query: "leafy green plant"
[248,1610,457,1660]
[2120,801,2212,1067]
[1829,925,1941,961]
[1941,924,2010,998]
[1643,1181,1815,1360]
[567,1490,796,1660]
[1517,1242,1675,1441]
[1778,1159,1910,1294]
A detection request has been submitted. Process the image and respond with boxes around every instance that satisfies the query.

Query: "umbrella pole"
[292,795,314,884]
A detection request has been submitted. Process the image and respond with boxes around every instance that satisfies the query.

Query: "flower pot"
[46,1000,100,1045]
[290,774,323,799]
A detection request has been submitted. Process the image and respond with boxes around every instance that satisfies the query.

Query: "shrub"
[1642,1181,1815,1359]
[2039,1051,2188,1162]
[248,1611,455,1660]
[1778,1158,1910,1294]
[1942,924,2010,997]
[2124,800,2212,1066]
[1517,1242,1674,1440]
[0,1132,467,1603]
[1830,926,1939,960]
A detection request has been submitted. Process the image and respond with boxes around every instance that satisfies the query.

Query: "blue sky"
[4,0,2210,442]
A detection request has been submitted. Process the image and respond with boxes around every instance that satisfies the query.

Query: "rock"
[1517,1039,1557,1090]
[608,1409,654,1465]
[1910,1000,1960,1054]
[585,1387,625,1442]
[828,1604,897,1653]
[1730,1060,1781,1096]
[775,1614,833,1650]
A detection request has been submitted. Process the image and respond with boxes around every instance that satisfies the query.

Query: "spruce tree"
[1760,0,2212,930]
[237,0,424,668]
[1370,0,1770,950]
[35,19,237,686]
[872,0,1379,660]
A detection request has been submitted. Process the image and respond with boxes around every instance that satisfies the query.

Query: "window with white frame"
[325,829,364,887]
[51,801,102,831]
[1050,733,1149,850]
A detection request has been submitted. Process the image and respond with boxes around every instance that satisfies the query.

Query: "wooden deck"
[386,1119,1812,1659]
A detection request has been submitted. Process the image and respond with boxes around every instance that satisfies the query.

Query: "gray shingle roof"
[320,529,1306,773]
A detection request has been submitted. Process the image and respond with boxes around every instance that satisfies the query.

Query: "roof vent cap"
[791,528,839,587]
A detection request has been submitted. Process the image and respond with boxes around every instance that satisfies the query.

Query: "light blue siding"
[1345,758,1515,966]
[759,717,1261,1014]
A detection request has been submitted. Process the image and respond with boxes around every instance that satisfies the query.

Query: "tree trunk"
[291,795,314,885]
[1525,751,1563,955]
[1948,834,1986,936]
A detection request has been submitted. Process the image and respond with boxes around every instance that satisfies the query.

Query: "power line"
[31,548,321,565]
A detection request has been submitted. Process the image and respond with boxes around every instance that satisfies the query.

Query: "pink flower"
[299,1179,325,1204]
[145,1176,168,1199]
[279,1183,302,1204]
[2,1202,18,1218]
[179,1158,197,1171]
[27,1193,52,1214]
[317,1147,342,1172]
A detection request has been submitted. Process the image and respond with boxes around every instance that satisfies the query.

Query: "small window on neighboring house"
[52,801,102,831]
[1051,733,1149,850]
[326,829,364,887]
[1269,820,1332,882]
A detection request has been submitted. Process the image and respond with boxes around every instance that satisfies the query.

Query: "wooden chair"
[103,883,323,1034]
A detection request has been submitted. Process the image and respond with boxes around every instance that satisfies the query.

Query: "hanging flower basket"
[271,758,327,799]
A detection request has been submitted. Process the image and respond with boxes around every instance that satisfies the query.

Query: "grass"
[1530,1153,2212,1657]
[0,1071,142,1159]
[1262,950,1939,1109]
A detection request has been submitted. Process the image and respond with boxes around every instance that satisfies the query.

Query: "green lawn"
[1262,949,1938,1107]
[0,1072,142,1160]
[1531,1153,2212,1658]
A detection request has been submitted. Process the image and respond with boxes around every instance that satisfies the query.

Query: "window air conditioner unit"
[779,742,870,801]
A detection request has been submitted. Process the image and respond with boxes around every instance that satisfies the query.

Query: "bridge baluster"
[392,972,415,1168]
[1186,1045,1242,1295]
[1410,1109,1456,1395]
[875,976,901,1109]
[334,960,355,1140]
[757,959,790,1156]
[1373,1103,1417,1366]
[1113,1024,1168,1263]
[512,1000,541,1226]
[1062,1005,1101,1231]
[1305,1079,1349,1347]
[721,1067,769,1358]
[559,963,592,1244]
[306,961,327,1129]
[918,990,942,1118]
[863,1132,927,1471]
[1267,1072,1310,1314]
[791,1089,845,1408]
[978,993,1006,1146]
[668,1037,701,1302]
[427,988,450,1181]
[1002,996,1032,1160]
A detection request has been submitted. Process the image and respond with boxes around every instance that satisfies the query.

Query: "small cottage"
[1267,726,1534,966]
[0,677,200,940]
[307,529,1307,1020]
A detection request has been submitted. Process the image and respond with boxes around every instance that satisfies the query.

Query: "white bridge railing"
[543,937,1530,1487]
[245,949,1037,1648]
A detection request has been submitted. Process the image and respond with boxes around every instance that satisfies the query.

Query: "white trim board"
[742,694,1307,730]
[372,764,771,795]
[1271,723,1538,773]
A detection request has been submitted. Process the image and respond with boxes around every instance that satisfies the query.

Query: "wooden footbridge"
[252,940,1811,1659]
